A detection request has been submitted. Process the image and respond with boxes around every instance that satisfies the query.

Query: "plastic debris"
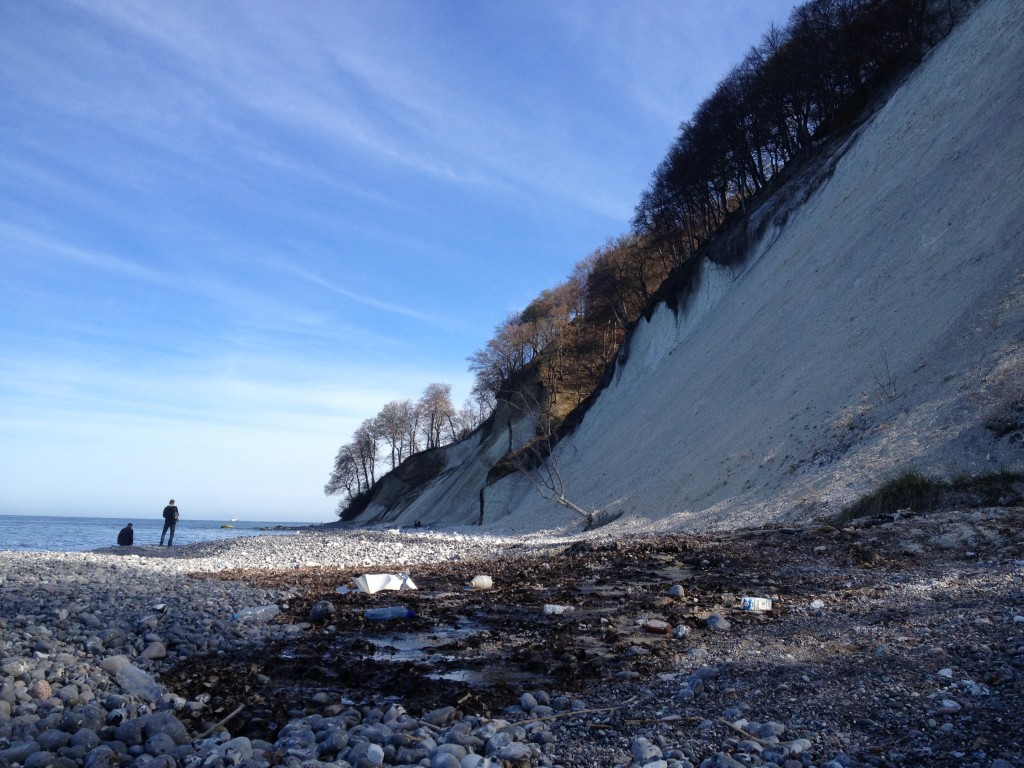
[740,596,773,612]
[467,575,493,590]
[543,604,573,615]
[234,604,281,623]
[115,664,165,704]
[364,606,415,621]
[355,573,418,594]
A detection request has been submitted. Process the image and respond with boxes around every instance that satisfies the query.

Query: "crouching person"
[117,522,134,546]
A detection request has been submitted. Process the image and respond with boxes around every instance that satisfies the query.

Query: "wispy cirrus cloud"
[1,0,803,520]
[1,223,328,340]
[55,2,488,181]
[1,221,171,285]
[50,1,625,216]
[280,262,435,323]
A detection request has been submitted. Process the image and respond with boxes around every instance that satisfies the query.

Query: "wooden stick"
[516,704,625,726]
[624,715,702,725]
[718,718,773,746]
[198,703,245,738]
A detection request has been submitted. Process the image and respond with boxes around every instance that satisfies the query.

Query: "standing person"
[117,523,134,546]
[159,499,179,546]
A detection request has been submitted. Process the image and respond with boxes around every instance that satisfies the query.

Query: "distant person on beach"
[117,523,134,546]
[159,499,179,546]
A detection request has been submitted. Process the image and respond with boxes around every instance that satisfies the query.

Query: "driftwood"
[198,704,245,738]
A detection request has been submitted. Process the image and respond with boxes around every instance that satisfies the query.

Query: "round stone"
[707,613,731,630]
[309,601,336,622]
[27,680,53,700]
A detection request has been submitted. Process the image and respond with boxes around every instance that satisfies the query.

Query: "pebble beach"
[0,528,590,768]
[2,516,1023,768]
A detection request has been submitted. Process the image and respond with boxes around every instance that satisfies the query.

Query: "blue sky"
[1,0,797,522]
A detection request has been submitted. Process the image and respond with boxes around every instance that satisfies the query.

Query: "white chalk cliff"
[356,0,1024,535]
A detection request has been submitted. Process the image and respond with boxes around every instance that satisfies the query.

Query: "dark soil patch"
[162,510,1024,765]
[163,537,724,737]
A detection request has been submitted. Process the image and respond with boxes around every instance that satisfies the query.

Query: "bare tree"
[455,393,493,440]
[399,403,415,456]
[500,388,612,530]
[518,437,599,527]
[419,383,456,449]
[584,235,671,331]
[324,443,360,501]
[353,418,380,489]
[377,400,416,470]
[467,312,534,399]
[633,0,933,261]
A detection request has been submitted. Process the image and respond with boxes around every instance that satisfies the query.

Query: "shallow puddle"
[365,623,482,663]
[169,541,704,736]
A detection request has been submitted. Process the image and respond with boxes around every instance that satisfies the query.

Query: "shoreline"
[0,525,596,768]
[5,521,601,574]
[3,509,1022,767]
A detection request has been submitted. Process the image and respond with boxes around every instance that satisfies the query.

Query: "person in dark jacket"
[159,499,179,546]
[117,523,134,546]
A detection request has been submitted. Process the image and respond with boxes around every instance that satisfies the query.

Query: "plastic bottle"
[363,606,415,621]
[115,664,164,704]
[235,604,281,623]
[467,575,493,590]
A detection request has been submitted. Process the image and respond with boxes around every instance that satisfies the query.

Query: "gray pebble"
[706,613,731,631]
[492,741,533,762]
[632,737,663,762]
[757,721,786,739]
[430,751,462,768]
[309,601,336,622]
[138,642,167,660]
[701,752,746,767]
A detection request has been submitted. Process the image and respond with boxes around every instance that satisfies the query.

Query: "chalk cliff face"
[355,0,1024,534]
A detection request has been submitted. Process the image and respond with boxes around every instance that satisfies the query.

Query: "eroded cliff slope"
[355,0,1024,534]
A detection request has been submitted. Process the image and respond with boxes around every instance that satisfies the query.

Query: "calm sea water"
[0,514,319,552]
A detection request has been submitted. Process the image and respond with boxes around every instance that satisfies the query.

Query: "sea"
[0,514,321,553]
